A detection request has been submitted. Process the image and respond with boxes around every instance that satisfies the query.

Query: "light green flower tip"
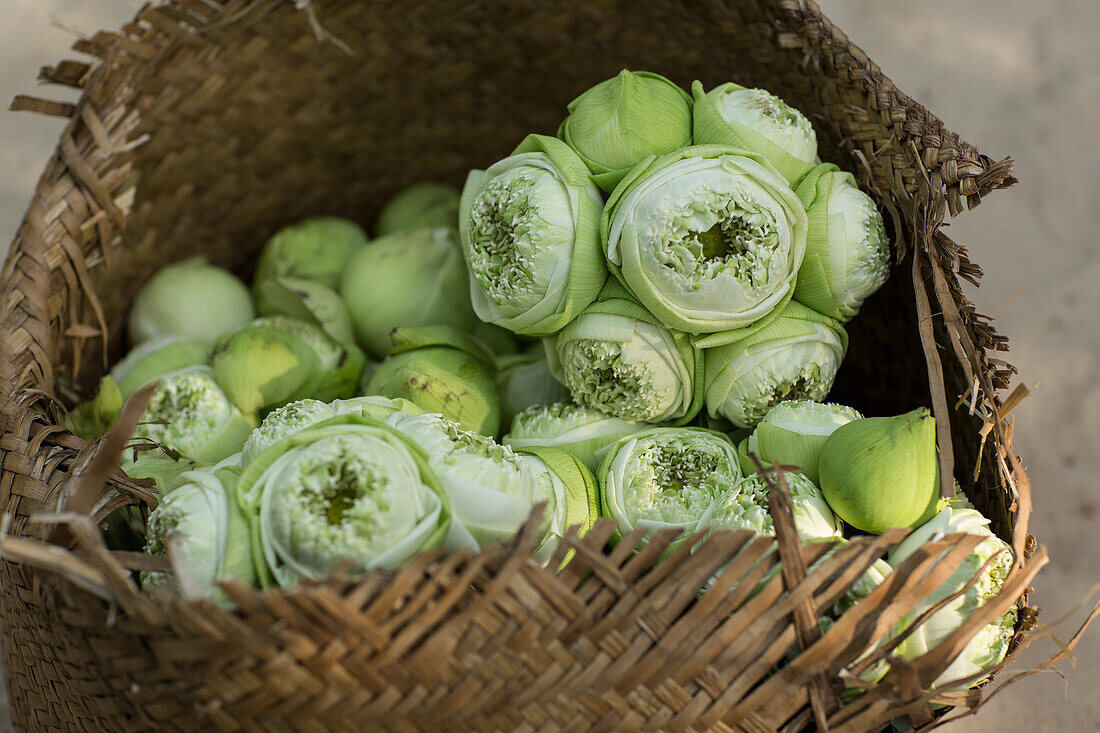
[459,134,607,337]
[375,182,461,236]
[257,277,356,345]
[819,408,941,534]
[559,70,692,193]
[504,401,652,473]
[698,471,841,541]
[129,257,255,346]
[134,366,255,466]
[340,226,478,358]
[794,164,890,321]
[747,399,863,483]
[602,145,808,334]
[599,427,742,542]
[515,445,601,563]
[253,217,369,313]
[702,301,848,429]
[889,506,1016,689]
[691,80,817,184]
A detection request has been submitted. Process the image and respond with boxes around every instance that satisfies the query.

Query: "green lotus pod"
[602,145,807,334]
[459,134,607,337]
[212,316,365,415]
[132,366,255,468]
[698,471,842,541]
[142,460,255,604]
[546,279,703,424]
[599,427,742,544]
[375,182,461,236]
[558,69,693,193]
[129,257,255,346]
[366,326,501,436]
[68,375,123,439]
[257,277,356,344]
[888,506,1016,690]
[504,402,652,473]
[744,400,863,484]
[793,164,890,321]
[340,227,478,357]
[702,300,848,429]
[252,216,369,313]
[384,411,555,551]
[515,445,601,563]
[235,415,450,587]
[818,408,941,533]
[691,81,818,184]
[495,347,571,427]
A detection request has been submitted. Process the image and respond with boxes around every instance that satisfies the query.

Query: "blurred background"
[1,0,1096,730]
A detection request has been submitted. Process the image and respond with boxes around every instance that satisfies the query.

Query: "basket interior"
[89,2,932,407]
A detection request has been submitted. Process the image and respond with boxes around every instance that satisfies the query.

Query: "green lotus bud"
[340,227,478,357]
[888,506,1016,689]
[129,257,254,346]
[744,400,863,484]
[691,81,818,184]
[375,182,461,236]
[257,277,355,344]
[253,216,369,314]
[515,445,601,563]
[702,300,848,429]
[386,411,552,551]
[546,279,703,424]
[599,427,742,544]
[698,471,841,541]
[366,326,501,436]
[793,164,890,321]
[459,134,607,337]
[558,69,692,193]
[496,347,571,427]
[602,145,807,334]
[143,461,255,604]
[212,316,365,415]
[818,408,941,533]
[236,416,450,587]
[504,402,651,473]
[111,336,212,400]
[132,366,256,466]
[68,375,123,439]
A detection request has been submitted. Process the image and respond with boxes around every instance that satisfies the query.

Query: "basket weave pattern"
[0,1,1039,730]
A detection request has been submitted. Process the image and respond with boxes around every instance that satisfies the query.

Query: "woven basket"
[0,1,1048,730]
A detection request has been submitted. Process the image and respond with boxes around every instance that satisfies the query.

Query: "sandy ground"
[1,1,1097,730]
